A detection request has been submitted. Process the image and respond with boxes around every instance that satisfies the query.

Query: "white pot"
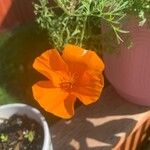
[0,103,53,150]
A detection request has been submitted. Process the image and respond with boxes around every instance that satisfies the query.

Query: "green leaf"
[24,131,35,143]
[0,134,8,142]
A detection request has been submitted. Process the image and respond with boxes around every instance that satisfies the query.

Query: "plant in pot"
[0,103,52,150]
[34,0,146,119]
[32,0,132,119]
[102,0,150,106]
[33,0,149,119]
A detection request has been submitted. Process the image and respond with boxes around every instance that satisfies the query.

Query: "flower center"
[60,82,73,90]
[60,73,78,91]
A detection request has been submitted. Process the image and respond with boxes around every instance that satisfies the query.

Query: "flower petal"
[73,71,104,105]
[83,50,105,73]
[62,44,104,74]
[32,81,76,119]
[33,49,68,86]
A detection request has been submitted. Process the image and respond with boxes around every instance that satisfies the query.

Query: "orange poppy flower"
[32,44,105,119]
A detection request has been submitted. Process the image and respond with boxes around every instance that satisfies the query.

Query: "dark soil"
[0,114,44,150]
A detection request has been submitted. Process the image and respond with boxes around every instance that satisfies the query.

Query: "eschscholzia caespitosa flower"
[32,44,105,119]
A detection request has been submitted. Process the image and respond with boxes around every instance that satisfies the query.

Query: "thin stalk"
[79,16,87,47]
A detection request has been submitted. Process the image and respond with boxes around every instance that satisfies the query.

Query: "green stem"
[56,0,72,15]
[80,16,87,47]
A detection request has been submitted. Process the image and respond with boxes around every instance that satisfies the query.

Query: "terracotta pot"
[0,103,53,150]
[103,16,150,106]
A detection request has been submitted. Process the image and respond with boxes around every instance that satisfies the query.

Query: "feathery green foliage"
[125,0,150,26]
[34,0,129,51]
[34,0,150,51]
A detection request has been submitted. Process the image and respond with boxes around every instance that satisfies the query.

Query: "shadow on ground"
[0,23,60,124]
[51,86,150,150]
